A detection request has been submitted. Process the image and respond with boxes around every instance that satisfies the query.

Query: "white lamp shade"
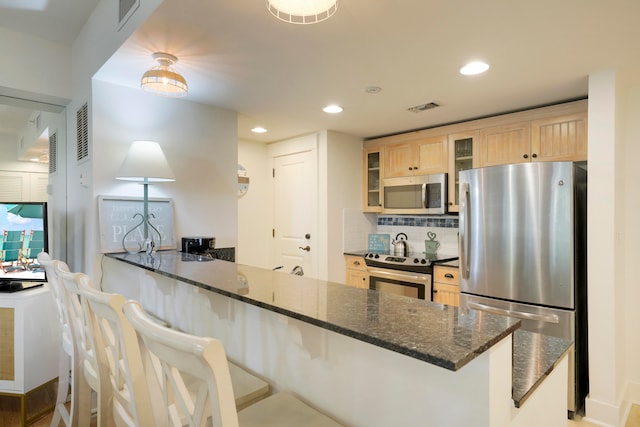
[116,141,176,182]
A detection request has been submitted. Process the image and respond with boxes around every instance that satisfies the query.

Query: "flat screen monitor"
[0,202,48,286]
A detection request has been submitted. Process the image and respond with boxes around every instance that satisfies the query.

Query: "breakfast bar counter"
[101,251,571,427]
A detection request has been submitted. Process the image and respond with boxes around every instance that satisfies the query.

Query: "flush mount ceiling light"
[251,126,268,133]
[323,104,343,114]
[460,61,490,76]
[141,52,188,97]
[267,0,338,24]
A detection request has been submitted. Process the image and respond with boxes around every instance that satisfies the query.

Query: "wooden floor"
[0,379,98,427]
[1,385,639,427]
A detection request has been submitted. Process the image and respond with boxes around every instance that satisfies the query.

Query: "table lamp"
[116,141,175,253]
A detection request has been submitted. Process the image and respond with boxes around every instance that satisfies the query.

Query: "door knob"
[299,245,311,252]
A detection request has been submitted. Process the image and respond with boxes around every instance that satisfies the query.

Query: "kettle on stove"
[392,232,409,256]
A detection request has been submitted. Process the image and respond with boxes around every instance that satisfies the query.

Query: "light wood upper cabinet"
[531,112,587,162]
[416,136,449,175]
[362,145,383,212]
[478,122,531,167]
[384,142,414,178]
[447,131,479,213]
[384,135,448,178]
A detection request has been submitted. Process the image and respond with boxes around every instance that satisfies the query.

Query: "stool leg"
[51,345,70,427]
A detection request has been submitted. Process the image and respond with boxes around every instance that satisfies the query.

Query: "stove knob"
[413,258,419,263]
[421,259,427,264]
[374,254,380,259]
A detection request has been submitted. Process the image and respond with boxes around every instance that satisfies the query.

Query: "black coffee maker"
[181,237,216,255]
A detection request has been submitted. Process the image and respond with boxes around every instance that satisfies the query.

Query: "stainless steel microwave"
[382,173,447,214]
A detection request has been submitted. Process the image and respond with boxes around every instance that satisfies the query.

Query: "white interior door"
[272,149,318,278]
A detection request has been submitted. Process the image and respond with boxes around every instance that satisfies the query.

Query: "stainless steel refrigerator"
[458,161,588,416]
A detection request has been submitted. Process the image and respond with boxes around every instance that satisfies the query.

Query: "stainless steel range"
[364,253,458,300]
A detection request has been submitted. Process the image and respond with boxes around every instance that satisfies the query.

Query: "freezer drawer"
[459,293,574,341]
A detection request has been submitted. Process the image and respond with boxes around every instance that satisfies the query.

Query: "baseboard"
[584,395,622,427]
[584,381,640,427]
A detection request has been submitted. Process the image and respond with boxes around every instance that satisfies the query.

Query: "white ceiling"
[3,0,640,145]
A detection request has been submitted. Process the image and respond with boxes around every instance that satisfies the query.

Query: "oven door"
[367,266,432,300]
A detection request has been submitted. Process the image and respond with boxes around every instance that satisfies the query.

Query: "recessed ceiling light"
[460,61,490,76]
[251,126,268,133]
[323,104,343,114]
[365,86,382,94]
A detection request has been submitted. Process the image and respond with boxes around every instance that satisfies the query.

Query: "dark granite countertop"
[107,250,519,371]
[512,330,572,408]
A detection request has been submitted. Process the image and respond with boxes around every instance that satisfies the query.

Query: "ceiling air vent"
[49,131,57,174]
[76,103,89,162]
[407,102,440,113]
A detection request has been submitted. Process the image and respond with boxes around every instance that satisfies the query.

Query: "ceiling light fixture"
[141,52,188,97]
[323,104,343,114]
[251,127,268,133]
[267,0,338,24]
[460,61,490,76]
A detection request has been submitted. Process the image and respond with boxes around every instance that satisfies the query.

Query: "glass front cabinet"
[447,131,478,212]
[363,145,382,212]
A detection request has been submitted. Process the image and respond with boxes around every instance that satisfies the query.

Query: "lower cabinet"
[433,265,460,306]
[0,285,60,426]
[344,255,369,289]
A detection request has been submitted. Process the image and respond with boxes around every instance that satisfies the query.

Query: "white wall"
[584,68,640,426]
[619,67,640,414]
[238,131,362,281]
[65,0,164,272]
[238,139,272,269]
[321,130,363,283]
[88,80,238,276]
[0,27,70,101]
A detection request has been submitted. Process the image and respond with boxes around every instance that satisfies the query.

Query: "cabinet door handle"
[444,273,454,279]
[523,154,529,159]
[354,261,361,266]
[532,153,538,158]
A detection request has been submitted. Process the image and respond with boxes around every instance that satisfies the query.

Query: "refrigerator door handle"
[467,302,560,324]
[459,182,470,278]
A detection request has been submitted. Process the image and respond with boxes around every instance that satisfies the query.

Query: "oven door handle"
[367,267,430,283]
[466,302,560,324]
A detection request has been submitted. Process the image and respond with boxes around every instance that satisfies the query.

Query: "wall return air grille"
[76,103,89,162]
[48,131,57,174]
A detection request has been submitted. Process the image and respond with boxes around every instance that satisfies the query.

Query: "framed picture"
[97,195,177,253]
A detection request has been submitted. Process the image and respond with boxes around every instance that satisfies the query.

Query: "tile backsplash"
[343,211,459,257]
